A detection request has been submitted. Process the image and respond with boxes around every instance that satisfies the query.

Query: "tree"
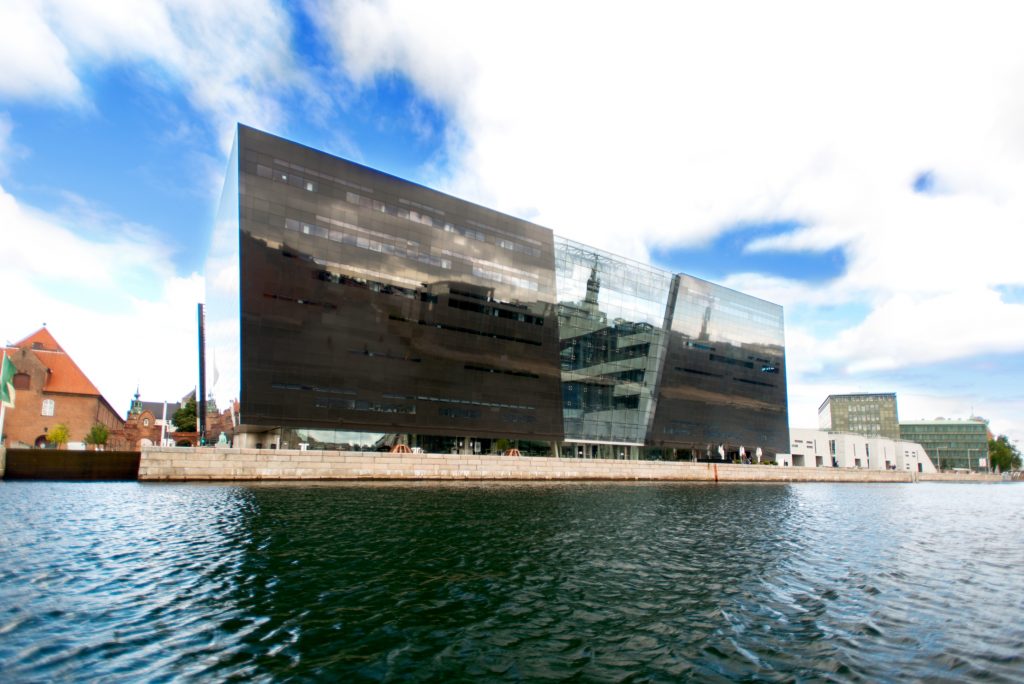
[988,435,1022,472]
[46,423,70,449]
[84,423,109,448]
[173,396,197,432]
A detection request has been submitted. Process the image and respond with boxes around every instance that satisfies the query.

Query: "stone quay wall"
[132,447,1002,483]
[917,471,1003,482]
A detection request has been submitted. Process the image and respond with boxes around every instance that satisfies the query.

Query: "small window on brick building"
[143,418,150,426]
[41,399,55,416]
[13,373,29,390]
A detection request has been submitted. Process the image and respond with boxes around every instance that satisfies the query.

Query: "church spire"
[584,265,600,306]
[129,386,143,416]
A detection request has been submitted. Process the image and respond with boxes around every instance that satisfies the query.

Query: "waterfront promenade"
[133,447,1002,483]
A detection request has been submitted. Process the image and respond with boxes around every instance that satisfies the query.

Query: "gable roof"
[140,400,182,417]
[33,349,102,396]
[7,327,101,396]
[13,327,64,353]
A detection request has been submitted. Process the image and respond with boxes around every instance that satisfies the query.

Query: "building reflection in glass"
[650,275,789,458]
[227,125,565,447]
[209,125,789,459]
[555,238,672,457]
[553,240,789,459]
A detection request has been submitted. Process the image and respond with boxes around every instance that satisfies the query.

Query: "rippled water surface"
[1,481,1022,682]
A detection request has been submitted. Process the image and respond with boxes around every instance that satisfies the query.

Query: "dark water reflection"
[1,481,1022,681]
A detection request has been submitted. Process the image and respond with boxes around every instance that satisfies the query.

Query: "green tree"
[84,423,109,448]
[988,435,1022,472]
[46,423,70,448]
[172,396,197,432]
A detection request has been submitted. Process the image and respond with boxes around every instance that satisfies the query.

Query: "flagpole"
[161,401,167,447]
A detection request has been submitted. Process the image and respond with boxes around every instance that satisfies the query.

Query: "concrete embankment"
[137,447,1004,483]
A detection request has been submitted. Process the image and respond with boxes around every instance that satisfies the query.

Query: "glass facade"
[225,125,564,446]
[555,238,673,456]
[208,125,790,457]
[899,420,989,472]
[650,275,788,457]
[818,393,900,440]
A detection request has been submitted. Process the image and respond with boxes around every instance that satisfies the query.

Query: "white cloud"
[316,0,1024,438]
[0,0,308,149]
[0,0,82,103]
[744,225,855,256]
[827,290,1024,373]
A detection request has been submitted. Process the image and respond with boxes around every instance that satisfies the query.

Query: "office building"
[899,419,989,471]
[206,125,789,458]
[818,393,899,440]
[785,428,936,472]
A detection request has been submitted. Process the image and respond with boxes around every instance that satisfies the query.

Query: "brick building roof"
[139,400,182,417]
[7,327,102,396]
[12,327,64,352]
[33,349,103,395]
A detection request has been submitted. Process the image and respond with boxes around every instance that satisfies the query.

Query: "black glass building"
[207,125,789,458]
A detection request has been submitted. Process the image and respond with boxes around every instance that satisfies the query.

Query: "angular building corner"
[205,124,789,459]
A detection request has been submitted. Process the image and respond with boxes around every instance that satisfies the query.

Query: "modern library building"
[205,125,789,459]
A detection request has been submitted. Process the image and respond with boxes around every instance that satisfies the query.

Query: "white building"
[780,428,937,473]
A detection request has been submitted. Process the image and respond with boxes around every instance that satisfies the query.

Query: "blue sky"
[1,1,1022,447]
[2,50,446,276]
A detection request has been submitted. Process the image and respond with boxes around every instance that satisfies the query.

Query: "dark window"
[12,373,29,390]
[709,353,754,369]
[679,367,722,378]
[734,377,774,388]
[439,407,480,419]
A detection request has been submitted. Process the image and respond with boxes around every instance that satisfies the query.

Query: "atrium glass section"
[650,275,789,455]
[554,237,673,449]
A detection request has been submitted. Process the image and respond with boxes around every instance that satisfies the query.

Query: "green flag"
[1,353,16,409]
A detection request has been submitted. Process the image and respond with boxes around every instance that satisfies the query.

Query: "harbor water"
[1,481,1022,681]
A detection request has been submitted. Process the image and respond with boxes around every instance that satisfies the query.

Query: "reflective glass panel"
[554,237,673,444]
[650,275,789,454]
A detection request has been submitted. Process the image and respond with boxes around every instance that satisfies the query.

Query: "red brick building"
[120,404,163,448]
[1,328,124,448]
[120,390,177,447]
[117,391,201,448]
